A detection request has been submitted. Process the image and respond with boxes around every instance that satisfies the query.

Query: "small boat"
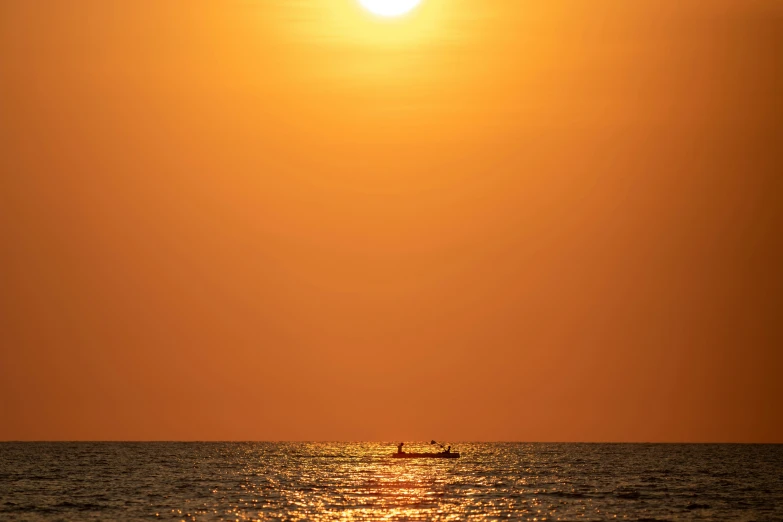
[392,451,460,459]
[392,441,460,459]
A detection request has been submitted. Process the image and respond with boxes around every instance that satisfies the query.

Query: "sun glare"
[359,0,422,17]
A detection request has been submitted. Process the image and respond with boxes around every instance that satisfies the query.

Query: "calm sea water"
[1,443,781,521]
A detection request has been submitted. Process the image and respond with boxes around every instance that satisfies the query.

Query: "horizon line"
[2,440,781,444]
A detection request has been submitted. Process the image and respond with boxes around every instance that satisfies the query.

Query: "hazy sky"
[1,0,781,442]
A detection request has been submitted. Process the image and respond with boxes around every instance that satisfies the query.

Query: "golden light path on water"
[229,442,551,521]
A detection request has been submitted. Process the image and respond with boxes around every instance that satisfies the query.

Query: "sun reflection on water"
[192,442,557,521]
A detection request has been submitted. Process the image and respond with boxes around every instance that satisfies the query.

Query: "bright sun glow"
[358,0,422,17]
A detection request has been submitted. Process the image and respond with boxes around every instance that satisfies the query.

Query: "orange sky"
[1,0,781,442]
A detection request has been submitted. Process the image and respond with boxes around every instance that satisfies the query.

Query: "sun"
[358,0,422,18]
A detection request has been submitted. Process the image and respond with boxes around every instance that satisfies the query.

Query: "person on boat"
[444,445,451,454]
[397,442,404,454]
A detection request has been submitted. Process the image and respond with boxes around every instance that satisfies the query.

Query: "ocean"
[1,442,781,520]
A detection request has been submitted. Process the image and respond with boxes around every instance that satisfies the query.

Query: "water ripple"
[1,443,781,520]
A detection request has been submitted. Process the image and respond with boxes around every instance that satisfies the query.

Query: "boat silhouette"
[392,441,460,459]
[391,451,460,459]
